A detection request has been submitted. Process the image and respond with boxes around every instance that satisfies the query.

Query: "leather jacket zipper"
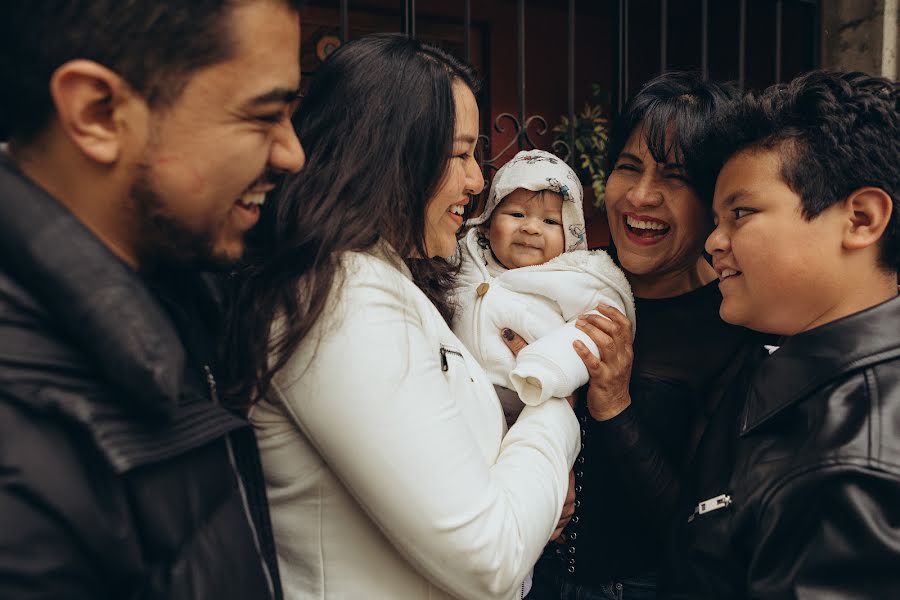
[688,493,732,523]
[204,363,276,599]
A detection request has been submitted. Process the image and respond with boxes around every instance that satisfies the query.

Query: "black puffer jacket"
[0,158,281,599]
[663,294,900,599]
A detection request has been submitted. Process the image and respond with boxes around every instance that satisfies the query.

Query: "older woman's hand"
[573,304,634,421]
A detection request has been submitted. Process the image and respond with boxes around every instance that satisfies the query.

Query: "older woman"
[225,34,588,599]
[529,73,768,600]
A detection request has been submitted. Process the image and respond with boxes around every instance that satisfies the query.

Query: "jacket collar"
[0,155,187,417]
[741,294,900,435]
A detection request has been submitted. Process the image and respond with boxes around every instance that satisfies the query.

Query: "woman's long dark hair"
[223,34,480,406]
[607,71,740,193]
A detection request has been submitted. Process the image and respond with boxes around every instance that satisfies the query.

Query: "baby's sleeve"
[508,251,635,405]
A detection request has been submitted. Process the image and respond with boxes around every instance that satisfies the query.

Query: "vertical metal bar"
[616,0,629,114]
[517,0,526,150]
[660,0,668,73]
[568,0,576,166]
[402,0,415,38]
[464,0,471,64]
[701,0,709,79]
[775,0,783,82]
[812,0,822,68]
[738,0,747,89]
[340,0,349,44]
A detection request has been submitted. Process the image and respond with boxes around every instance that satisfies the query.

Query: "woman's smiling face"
[605,125,713,297]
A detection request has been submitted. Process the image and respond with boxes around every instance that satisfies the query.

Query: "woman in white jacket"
[225,34,586,599]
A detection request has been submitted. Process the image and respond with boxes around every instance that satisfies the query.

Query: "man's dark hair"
[689,70,899,271]
[0,0,306,143]
[607,71,741,195]
[224,33,480,406]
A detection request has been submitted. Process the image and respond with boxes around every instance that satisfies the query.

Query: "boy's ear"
[841,187,894,252]
[49,59,147,165]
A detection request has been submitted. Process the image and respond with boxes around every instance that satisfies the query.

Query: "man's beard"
[130,161,236,272]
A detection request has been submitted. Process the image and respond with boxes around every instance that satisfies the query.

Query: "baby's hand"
[502,328,576,408]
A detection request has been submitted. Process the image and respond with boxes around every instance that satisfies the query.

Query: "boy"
[664,71,900,598]
[451,149,635,424]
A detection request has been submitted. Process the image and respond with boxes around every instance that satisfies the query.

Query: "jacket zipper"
[204,364,276,599]
[440,347,464,371]
[687,493,732,523]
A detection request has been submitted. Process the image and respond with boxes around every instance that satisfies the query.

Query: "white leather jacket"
[251,245,580,599]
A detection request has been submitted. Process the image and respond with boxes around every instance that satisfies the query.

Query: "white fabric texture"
[452,228,636,406]
[251,245,580,600]
[466,149,587,252]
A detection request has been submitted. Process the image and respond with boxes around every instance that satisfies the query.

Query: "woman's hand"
[502,329,577,407]
[573,304,634,421]
[550,469,576,542]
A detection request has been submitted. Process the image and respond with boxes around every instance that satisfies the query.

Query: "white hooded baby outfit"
[451,150,636,408]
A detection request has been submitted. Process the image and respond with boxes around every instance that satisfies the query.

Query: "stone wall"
[821,0,898,78]
[822,0,898,79]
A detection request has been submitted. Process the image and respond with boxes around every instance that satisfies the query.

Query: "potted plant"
[552,84,610,209]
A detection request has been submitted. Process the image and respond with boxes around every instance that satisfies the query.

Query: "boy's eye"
[733,207,755,219]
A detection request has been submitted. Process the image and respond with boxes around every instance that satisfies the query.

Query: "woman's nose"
[465,157,485,195]
[626,173,664,208]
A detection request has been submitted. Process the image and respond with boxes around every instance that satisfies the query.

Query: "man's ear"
[842,187,894,252]
[49,60,146,165]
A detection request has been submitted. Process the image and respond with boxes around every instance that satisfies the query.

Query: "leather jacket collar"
[0,155,187,418]
[742,294,900,435]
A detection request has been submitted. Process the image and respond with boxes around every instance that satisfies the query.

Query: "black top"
[662,295,900,598]
[542,281,767,584]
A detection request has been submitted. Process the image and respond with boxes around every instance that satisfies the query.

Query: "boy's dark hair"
[0,0,306,143]
[607,71,741,194]
[690,70,899,271]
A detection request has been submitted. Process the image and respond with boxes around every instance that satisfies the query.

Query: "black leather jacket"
[0,158,281,598]
[663,294,900,599]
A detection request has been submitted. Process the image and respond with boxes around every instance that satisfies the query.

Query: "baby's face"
[487,188,565,269]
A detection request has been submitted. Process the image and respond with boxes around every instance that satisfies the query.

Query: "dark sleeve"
[582,403,684,529]
[748,467,900,599]
[0,486,105,600]
[0,401,136,600]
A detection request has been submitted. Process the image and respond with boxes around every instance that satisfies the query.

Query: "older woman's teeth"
[241,192,266,206]
[626,215,668,230]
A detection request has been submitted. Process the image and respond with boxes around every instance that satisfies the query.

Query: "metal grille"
[304,0,820,186]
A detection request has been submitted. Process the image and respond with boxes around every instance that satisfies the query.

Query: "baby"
[451,149,636,425]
